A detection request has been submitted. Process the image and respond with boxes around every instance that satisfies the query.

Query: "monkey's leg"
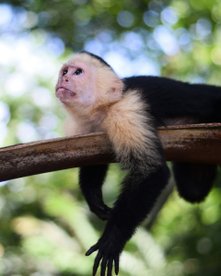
[79,165,111,220]
[86,164,170,276]
[173,162,217,203]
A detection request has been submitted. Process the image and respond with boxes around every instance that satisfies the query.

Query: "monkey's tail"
[172,162,217,203]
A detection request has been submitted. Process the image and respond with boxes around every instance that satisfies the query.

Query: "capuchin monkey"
[55,51,220,276]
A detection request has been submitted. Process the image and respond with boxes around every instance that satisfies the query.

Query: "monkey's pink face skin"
[55,61,96,107]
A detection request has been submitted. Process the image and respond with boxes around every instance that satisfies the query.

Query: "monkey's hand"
[86,188,112,220]
[86,224,125,276]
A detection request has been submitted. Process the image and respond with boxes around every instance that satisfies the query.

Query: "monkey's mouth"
[56,87,77,102]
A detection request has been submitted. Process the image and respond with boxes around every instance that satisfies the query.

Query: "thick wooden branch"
[1,123,221,182]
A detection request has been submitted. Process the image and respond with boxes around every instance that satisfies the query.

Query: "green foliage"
[1,0,221,275]
[153,183,221,276]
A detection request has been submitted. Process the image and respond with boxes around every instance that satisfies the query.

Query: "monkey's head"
[56,51,123,113]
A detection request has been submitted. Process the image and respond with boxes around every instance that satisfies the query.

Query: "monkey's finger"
[101,256,108,276]
[93,251,102,276]
[107,259,113,276]
[114,257,119,275]
[85,243,99,256]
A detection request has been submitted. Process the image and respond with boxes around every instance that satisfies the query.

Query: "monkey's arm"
[87,165,169,276]
[64,114,111,220]
[80,165,111,220]
[86,91,170,276]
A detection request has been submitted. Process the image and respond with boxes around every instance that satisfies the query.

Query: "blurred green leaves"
[1,0,221,275]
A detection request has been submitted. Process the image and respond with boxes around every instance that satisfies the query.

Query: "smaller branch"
[1,123,221,182]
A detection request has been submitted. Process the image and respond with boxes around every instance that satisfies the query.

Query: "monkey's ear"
[109,83,123,101]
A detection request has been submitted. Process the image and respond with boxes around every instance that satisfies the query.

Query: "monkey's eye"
[74,68,83,75]
[62,69,68,76]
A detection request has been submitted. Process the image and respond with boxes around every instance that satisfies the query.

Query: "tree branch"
[1,123,221,182]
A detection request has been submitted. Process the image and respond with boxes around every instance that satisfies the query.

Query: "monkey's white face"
[56,59,96,108]
[56,53,123,115]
